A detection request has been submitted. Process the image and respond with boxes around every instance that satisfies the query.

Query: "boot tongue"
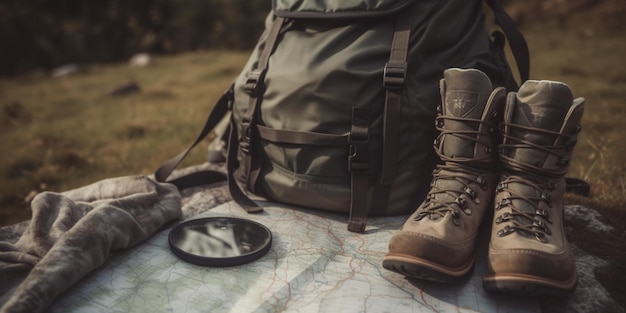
[442,69,492,158]
[508,81,574,167]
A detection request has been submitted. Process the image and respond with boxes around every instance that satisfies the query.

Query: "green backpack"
[156,0,529,233]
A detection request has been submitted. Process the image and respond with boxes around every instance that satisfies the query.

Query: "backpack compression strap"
[380,6,411,186]
[240,16,285,194]
[347,8,414,232]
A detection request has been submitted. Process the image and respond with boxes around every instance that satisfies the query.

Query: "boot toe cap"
[387,230,475,270]
[486,245,577,290]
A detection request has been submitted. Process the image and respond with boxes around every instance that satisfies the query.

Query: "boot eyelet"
[499,198,511,207]
[533,218,552,236]
[455,197,468,209]
[451,210,461,226]
[536,209,553,223]
[435,118,444,128]
[464,208,472,216]
[464,187,478,199]
[535,232,548,243]
[533,219,545,229]
[414,211,428,221]
[476,176,488,190]
[541,193,553,207]
[496,212,511,223]
[497,225,514,237]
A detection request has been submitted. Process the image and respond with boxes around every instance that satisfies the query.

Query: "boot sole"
[382,254,474,284]
[483,272,577,296]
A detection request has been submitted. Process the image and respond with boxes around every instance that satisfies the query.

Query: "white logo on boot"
[446,91,479,117]
[452,98,471,110]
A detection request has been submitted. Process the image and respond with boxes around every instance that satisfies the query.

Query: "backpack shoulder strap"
[154,86,232,184]
[485,0,530,83]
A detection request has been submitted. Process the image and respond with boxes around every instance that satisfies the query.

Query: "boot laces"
[499,122,579,177]
[494,175,554,243]
[414,163,488,226]
[435,114,498,165]
[414,113,497,225]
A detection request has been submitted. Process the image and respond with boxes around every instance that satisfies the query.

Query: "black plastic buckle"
[348,134,369,172]
[383,62,407,89]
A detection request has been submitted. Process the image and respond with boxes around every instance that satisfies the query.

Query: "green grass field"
[0,51,250,225]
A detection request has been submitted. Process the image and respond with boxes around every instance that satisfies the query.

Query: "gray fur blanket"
[0,175,182,313]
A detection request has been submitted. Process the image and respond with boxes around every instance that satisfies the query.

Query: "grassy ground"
[0,51,250,225]
[1,0,625,307]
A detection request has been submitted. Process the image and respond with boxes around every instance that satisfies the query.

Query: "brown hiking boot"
[382,68,505,282]
[484,80,584,295]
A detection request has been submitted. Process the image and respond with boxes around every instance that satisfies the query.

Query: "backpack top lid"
[273,0,415,18]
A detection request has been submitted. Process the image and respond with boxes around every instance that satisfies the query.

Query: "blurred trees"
[0,0,271,76]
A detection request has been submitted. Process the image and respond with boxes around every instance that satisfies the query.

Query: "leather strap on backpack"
[347,8,413,231]
[241,17,285,194]
[380,7,411,185]
[347,107,371,232]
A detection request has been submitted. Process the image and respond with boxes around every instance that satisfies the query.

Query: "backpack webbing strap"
[346,9,413,232]
[485,0,530,83]
[347,107,371,233]
[380,8,412,185]
[241,16,285,194]
[226,118,264,213]
[364,9,412,219]
[257,126,349,146]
